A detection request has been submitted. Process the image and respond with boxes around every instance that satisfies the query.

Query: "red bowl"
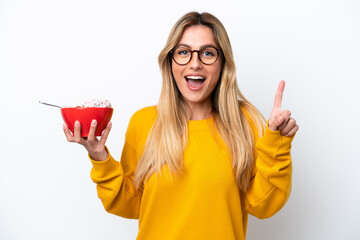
[61,107,113,137]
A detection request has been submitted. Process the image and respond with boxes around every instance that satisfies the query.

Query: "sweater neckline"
[188,116,214,129]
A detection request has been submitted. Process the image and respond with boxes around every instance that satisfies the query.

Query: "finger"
[63,123,75,142]
[87,119,97,142]
[285,124,299,137]
[73,121,84,144]
[273,80,285,109]
[281,118,296,135]
[278,110,291,130]
[99,122,112,146]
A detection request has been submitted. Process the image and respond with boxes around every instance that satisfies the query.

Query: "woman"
[64,12,298,240]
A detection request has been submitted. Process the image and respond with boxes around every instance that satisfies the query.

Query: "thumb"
[268,114,285,131]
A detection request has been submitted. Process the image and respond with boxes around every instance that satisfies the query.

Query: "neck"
[187,100,213,120]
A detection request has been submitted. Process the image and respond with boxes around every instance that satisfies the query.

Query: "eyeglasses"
[170,46,221,65]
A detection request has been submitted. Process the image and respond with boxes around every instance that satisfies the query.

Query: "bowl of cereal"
[61,99,113,137]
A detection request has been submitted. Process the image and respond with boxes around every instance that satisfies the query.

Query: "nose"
[189,51,203,69]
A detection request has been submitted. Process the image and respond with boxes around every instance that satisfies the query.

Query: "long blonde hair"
[134,12,265,192]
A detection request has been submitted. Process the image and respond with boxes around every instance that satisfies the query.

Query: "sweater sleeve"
[245,123,295,219]
[90,124,142,219]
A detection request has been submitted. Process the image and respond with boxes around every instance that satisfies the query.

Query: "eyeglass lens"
[172,46,219,65]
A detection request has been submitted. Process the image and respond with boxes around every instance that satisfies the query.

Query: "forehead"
[178,25,217,49]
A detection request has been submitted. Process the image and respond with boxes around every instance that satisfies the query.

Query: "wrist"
[89,148,109,162]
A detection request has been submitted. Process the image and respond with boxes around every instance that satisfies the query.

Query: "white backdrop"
[1,0,359,239]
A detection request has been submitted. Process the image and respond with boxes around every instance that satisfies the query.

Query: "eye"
[203,51,215,56]
[175,48,190,57]
[180,50,189,55]
[201,48,217,58]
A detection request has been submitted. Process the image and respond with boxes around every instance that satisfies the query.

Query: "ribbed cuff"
[257,123,295,159]
[89,147,122,181]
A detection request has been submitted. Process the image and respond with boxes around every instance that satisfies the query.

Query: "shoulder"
[239,103,255,128]
[132,105,157,117]
[239,102,265,140]
[129,106,157,127]
[125,106,158,148]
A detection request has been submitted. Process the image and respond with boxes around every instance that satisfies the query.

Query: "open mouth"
[185,76,206,90]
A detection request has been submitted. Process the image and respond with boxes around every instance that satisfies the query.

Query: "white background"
[1,0,359,239]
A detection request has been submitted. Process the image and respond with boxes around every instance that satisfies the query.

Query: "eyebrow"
[176,43,218,50]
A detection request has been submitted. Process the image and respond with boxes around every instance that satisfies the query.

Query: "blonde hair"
[134,12,265,192]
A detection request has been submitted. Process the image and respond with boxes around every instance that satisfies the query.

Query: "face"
[171,25,222,109]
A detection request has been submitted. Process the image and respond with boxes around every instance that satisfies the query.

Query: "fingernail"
[91,120,97,126]
[107,122,112,127]
[278,116,283,122]
[269,119,273,125]
[75,121,80,127]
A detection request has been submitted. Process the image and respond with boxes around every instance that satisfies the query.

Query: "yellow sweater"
[90,106,294,240]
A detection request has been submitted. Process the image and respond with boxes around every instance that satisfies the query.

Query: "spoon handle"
[39,101,62,108]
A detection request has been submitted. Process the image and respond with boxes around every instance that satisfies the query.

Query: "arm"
[245,80,298,219]
[90,144,141,219]
[245,125,294,219]
[89,107,157,219]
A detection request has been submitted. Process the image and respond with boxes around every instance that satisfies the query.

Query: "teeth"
[186,76,205,80]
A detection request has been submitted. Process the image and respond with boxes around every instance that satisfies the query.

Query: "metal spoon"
[39,101,62,108]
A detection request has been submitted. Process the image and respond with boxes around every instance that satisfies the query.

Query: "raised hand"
[268,80,299,137]
[63,120,112,161]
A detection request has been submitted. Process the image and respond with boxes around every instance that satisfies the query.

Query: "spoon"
[39,101,62,108]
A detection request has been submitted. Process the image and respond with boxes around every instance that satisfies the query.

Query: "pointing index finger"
[273,80,285,109]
